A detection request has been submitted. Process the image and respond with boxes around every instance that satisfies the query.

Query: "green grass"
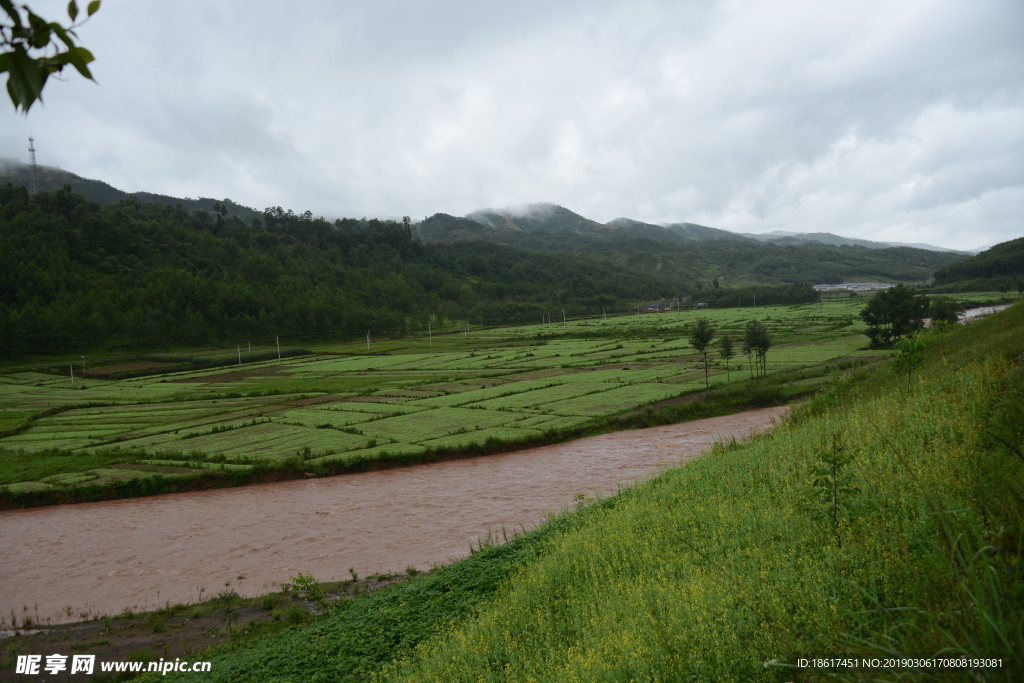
[157,301,1024,682]
[0,447,143,485]
[358,407,516,443]
[380,302,1024,681]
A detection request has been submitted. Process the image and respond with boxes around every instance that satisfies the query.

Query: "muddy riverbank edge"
[0,474,689,682]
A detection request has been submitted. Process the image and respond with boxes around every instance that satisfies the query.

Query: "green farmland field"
[0,300,887,503]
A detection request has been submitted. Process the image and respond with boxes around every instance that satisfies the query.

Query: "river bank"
[1,406,786,628]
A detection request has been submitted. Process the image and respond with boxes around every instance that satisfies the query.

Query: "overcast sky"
[2,0,1022,250]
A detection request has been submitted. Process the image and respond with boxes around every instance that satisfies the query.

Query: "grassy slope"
[155,302,1023,682]
[383,303,1024,681]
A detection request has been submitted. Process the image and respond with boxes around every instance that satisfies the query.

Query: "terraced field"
[0,299,883,498]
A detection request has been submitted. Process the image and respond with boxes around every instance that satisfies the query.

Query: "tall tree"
[755,323,772,376]
[859,284,929,348]
[744,319,772,377]
[719,333,734,382]
[689,317,716,388]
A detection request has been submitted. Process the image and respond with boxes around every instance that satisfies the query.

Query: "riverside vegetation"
[0,298,893,507]
[107,292,1022,681]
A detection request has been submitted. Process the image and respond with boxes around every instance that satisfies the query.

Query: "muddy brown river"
[1,407,786,626]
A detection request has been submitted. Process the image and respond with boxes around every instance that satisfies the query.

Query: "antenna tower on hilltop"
[27,137,39,195]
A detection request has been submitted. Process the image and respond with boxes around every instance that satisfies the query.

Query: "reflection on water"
[1,406,787,625]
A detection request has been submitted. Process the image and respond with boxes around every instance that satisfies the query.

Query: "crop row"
[469,383,624,411]
[540,382,703,417]
[417,425,544,450]
[357,407,517,443]
[409,380,556,408]
[277,409,377,429]
[317,400,425,415]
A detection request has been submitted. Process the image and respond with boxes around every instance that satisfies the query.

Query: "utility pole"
[81,356,85,376]
[428,322,432,346]
[367,329,371,352]
[562,309,566,324]
[70,362,74,386]
[276,335,281,360]
[27,137,39,195]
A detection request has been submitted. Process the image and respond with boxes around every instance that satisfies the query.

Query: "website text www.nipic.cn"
[15,654,212,676]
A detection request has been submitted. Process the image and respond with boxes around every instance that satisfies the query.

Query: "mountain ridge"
[0,161,971,286]
[737,229,969,254]
[0,160,968,254]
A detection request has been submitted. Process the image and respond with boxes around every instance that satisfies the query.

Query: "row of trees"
[688,318,774,388]
[693,282,820,308]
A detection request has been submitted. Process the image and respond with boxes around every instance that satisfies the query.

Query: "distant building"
[812,282,894,293]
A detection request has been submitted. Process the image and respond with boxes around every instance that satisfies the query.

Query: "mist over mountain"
[1,165,969,291]
[0,159,262,223]
[737,229,969,254]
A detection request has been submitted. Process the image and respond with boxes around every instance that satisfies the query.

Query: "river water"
[960,303,1012,321]
[1,406,787,626]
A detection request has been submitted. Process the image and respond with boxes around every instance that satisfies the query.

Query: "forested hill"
[1,164,967,288]
[0,160,262,223]
[0,185,680,355]
[932,236,1024,289]
[417,207,965,285]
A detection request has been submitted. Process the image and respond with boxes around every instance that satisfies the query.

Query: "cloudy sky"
[2,0,1022,250]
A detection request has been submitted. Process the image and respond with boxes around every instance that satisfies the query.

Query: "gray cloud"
[1,0,1021,249]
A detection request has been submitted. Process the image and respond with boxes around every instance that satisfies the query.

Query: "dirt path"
[1,406,787,626]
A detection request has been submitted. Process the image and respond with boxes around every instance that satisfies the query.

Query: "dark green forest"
[691,281,820,307]
[2,179,989,357]
[0,185,680,355]
[932,236,1024,286]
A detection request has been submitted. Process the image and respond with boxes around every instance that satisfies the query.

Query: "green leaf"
[0,0,23,28]
[61,46,95,80]
[51,24,76,49]
[0,53,9,75]
[8,46,47,110]
[6,76,21,109]
[87,0,100,17]
[68,0,79,21]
